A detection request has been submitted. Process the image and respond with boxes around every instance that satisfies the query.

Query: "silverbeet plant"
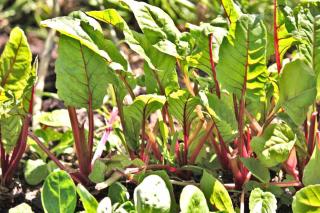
[10,0,320,212]
[0,27,36,186]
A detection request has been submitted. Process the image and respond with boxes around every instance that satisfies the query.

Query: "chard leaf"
[292,184,320,213]
[200,170,234,213]
[221,0,242,24]
[249,188,277,213]
[89,159,107,183]
[97,197,112,213]
[297,9,320,75]
[86,9,156,70]
[167,90,200,136]
[185,23,227,76]
[216,15,268,106]
[55,35,120,109]
[274,0,298,65]
[199,92,238,142]
[0,27,32,112]
[121,0,180,56]
[0,115,22,152]
[77,184,99,213]
[180,185,209,213]
[277,59,316,125]
[241,158,270,183]
[87,9,179,95]
[41,170,77,213]
[302,143,320,186]
[251,123,296,167]
[124,95,166,149]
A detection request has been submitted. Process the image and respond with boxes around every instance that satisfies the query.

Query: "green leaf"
[0,27,32,115]
[121,0,180,53]
[167,90,200,135]
[89,159,107,183]
[221,0,242,24]
[37,109,71,128]
[185,23,227,76]
[297,9,320,75]
[77,184,99,213]
[240,158,270,183]
[55,35,119,109]
[249,188,277,213]
[9,203,33,213]
[199,92,238,142]
[277,59,316,125]
[251,123,296,167]
[40,14,110,62]
[216,15,268,106]
[86,9,155,70]
[108,182,129,204]
[200,170,234,213]
[303,144,320,186]
[0,115,22,152]
[24,159,49,185]
[87,9,179,95]
[275,0,298,64]
[41,170,77,213]
[180,185,209,213]
[292,184,320,213]
[123,94,166,149]
[134,175,171,213]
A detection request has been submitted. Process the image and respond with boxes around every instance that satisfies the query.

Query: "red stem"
[28,131,87,184]
[209,33,221,98]
[88,100,94,160]
[68,107,90,176]
[273,0,282,74]
[307,112,318,156]
[189,123,214,164]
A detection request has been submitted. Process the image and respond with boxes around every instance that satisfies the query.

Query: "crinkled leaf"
[167,90,200,135]
[0,27,32,115]
[0,115,22,152]
[216,14,268,107]
[77,184,99,213]
[121,0,180,56]
[277,59,316,125]
[241,158,270,183]
[184,22,227,76]
[180,185,209,213]
[275,0,298,64]
[249,188,277,213]
[292,184,320,213]
[251,123,296,167]
[41,170,77,213]
[199,92,238,142]
[200,170,234,213]
[123,95,166,149]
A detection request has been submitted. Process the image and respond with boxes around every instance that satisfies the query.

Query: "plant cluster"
[1,0,320,212]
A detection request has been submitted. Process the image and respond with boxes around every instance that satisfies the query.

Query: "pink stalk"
[91,108,118,165]
[283,147,299,181]
[273,0,282,74]
[307,112,318,156]
[209,33,221,98]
